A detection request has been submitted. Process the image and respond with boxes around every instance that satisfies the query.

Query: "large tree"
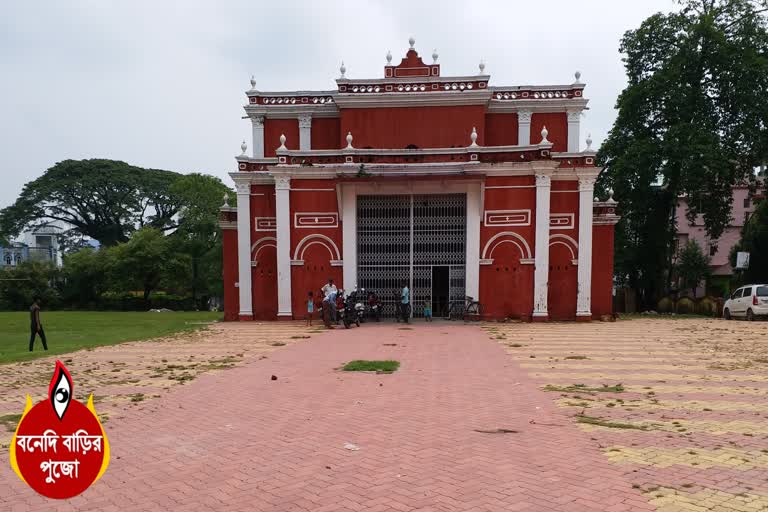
[598,0,768,308]
[0,159,183,247]
[731,196,768,283]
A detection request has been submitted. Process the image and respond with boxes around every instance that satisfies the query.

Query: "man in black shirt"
[29,297,48,352]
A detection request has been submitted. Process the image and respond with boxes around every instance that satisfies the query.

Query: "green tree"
[598,0,768,308]
[169,173,233,304]
[676,240,712,294]
[0,159,183,247]
[60,248,111,307]
[0,261,60,310]
[731,198,768,283]
[106,228,190,303]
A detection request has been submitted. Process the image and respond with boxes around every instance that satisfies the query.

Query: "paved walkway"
[1,322,652,511]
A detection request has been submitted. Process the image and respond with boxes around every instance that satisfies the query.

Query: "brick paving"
[488,317,768,512]
[0,322,652,511]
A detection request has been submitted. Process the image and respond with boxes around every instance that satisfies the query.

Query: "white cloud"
[0,0,675,208]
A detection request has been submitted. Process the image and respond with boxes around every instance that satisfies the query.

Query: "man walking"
[401,283,410,323]
[29,296,48,352]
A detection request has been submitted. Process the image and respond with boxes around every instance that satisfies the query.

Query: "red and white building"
[220,40,619,321]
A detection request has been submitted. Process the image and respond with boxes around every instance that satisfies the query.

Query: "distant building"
[0,223,63,268]
[674,181,762,291]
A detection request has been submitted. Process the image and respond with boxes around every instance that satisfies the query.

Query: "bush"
[0,261,61,310]
[657,296,674,313]
[676,297,696,314]
[696,297,718,316]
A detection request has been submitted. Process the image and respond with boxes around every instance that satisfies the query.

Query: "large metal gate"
[357,194,466,318]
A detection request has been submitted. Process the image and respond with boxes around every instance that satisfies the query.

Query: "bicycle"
[448,296,483,321]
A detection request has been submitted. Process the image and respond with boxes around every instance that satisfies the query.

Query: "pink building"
[675,184,759,280]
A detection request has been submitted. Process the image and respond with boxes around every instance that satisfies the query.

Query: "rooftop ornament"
[469,127,479,147]
[574,70,582,84]
[278,134,287,151]
[607,188,617,204]
[345,131,354,149]
[249,75,256,90]
[222,193,230,208]
[240,140,248,156]
[409,36,415,49]
[432,49,438,64]
[386,50,392,64]
[585,133,593,151]
[340,61,346,78]
[540,126,550,145]
[479,60,486,75]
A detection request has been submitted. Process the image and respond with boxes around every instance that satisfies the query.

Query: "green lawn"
[342,360,400,373]
[0,311,222,364]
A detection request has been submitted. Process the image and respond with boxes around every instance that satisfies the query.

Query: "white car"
[723,284,768,321]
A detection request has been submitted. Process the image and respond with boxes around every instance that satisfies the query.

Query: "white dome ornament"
[386,50,392,64]
[345,131,354,149]
[249,75,256,90]
[409,37,415,49]
[540,125,550,145]
[607,188,617,204]
[340,61,346,78]
[240,140,248,156]
[223,193,230,208]
[469,127,478,147]
[585,133,593,151]
[278,134,287,151]
[574,71,582,84]
[479,60,486,75]
[432,49,439,64]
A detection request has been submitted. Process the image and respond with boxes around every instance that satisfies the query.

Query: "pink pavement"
[1,323,653,511]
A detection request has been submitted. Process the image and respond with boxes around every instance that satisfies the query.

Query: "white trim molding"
[234,176,253,317]
[576,172,597,318]
[550,213,575,230]
[533,170,553,318]
[481,231,533,260]
[292,233,342,261]
[275,176,292,317]
[484,209,531,227]
[294,212,339,229]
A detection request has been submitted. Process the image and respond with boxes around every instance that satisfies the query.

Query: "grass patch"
[342,360,400,373]
[576,414,649,430]
[543,383,624,393]
[0,311,222,364]
[0,413,22,432]
[508,343,524,348]
[564,355,589,360]
[270,342,286,347]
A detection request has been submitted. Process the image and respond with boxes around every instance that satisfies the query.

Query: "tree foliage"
[598,0,768,307]
[731,197,768,283]
[676,240,712,294]
[0,159,183,247]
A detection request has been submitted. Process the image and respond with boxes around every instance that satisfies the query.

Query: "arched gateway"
[219,39,620,321]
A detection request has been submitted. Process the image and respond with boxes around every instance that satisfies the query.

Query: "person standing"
[423,300,432,322]
[306,291,314,326]
[401,283,410,323]
[29,296,48,352]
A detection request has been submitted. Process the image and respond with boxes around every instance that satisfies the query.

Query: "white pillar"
[533,171,552,318]
[465,183,481,300]
[234,178,253,318]
[251,116,265,159]
[342,184,357,289]
[275,176,292,318]
[518,110,532,146]
[576,173,596,318]
[298,114,312,151]
[567,110,581,153]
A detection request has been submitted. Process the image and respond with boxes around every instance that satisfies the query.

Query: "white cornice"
[333,90,492,108]
[246,89,337,97]
[244,105,340,119]
[336,75,490,85]
[268,142,551,160]
[487,98,589,113]
[229,171,275,185]
[489,84,586,91]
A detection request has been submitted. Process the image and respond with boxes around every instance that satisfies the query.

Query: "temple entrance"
[357,194,466,318]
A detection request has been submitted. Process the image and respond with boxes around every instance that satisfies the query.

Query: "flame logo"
[9,361,110,498]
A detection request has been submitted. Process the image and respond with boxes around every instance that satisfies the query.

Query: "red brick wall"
[222,229,239,321]
[264,119,299,157]
[311,118,341,150]
[484,113,519,147]
[591,224,615,318]
[531,112,568,152]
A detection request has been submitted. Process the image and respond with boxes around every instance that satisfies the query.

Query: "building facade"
[0,223,63,268]
[221,40,619,321]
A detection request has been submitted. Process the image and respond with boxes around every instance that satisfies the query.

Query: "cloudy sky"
[0,0,676,208]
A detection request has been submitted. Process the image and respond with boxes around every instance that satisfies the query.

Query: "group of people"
[307,278,432,327]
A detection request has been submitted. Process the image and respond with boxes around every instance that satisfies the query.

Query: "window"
[4,254,10,265]
[744,196,751,208]
[757,286,768,297]
[709,244,718,257]
[742,286,753,297]
[732,289,743,300]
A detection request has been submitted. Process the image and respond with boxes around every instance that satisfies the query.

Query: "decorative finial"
[479,59,486,74]
[340,61,346,78]
[386,50,392,64]
[585,133,593,151]
[223,193,230,208]
[469,127,478,147]
[432,49,438,63]
[594,196,599,202]
[240,140,248,155]
[607,188,616,203]
[574,70,582,84]
[249,75,256,90]
[408,37,415,49]
[278,134,287,151]
[540,125,550,145]
[346,131,354,149]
